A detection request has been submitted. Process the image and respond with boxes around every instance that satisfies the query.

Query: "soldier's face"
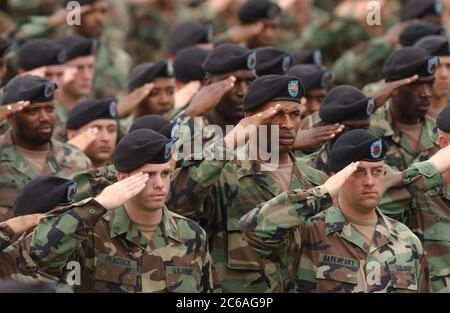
[339,161,385,212]
[74,119,117,167]
[63,56,95,97]
[0,57,6,86]
[125,162,173,211]
[9,101,56,145]
[303,89,326,118]
[247,17,280,48]
[210,70,256,124]
[75,1,108,38]
[44,65,65,90]
[394,76,434,120]
[139,77,175,119]
[249,100,301,154]
[433,56,450,97]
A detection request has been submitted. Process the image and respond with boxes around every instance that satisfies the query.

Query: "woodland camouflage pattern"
[167,149,327,293]
[70,164,118,202]
[29,199,218,293]
[369,103,440,171]
[239,161,440,293]
[0,130,92,222]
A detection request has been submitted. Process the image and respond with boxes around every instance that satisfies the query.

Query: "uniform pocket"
[390,268,418,292]
[94,253,137,287]
[316,254,359,285]
[165,265,200,293]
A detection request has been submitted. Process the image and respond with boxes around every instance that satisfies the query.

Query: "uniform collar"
[324,206,399,253]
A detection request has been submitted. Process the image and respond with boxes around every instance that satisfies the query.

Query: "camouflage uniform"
[331,36,395,89]
[167,144,328,292]
[239,161,440,293]
[299,15,371,67]
[0,130,92,221]
[70,164,118,202]
[369,102,440,171]
[380,181,450,292]
[29,198,218,293]
[0,222,17,252]
[53,102,69,142]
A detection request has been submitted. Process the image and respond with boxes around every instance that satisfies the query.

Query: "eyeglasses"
[351,167,385,179]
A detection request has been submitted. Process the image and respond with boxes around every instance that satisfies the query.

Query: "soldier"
[168,75,327,292]
[237,0,281,49]
[286,64,333,156]
[370,47,440,171]
[380,105,450,292]
[172,47,207,110]
[174,44,256,137]
[16,39,66,88]
[414,35,450,119]
[0,75,91,221]
[254,47,292,76]
[122,61,175,133]
[54,35,97,136]
[66,98,118,169]
[1,176,77,287]
[29,129,218,292]
[167,21,213,60]
[239,129,450,292]
[70,114,177,203]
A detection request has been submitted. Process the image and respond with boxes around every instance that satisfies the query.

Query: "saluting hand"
[0,101,30,122]
[186,76,236,117]
[294,123,345,150]
[115,83,154,118]
[94,172,149,210]
[367,74,418,109]
[6,213,43,236]
[323,161,360,198]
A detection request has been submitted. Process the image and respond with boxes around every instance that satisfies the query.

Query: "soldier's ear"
[438,134,449,149]
[116,172,128,181]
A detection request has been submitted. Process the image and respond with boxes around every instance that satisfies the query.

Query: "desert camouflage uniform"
[0,130,92,221]
[239,161,440,292]
[167,142,328,292]
[29,198,218,292]
[369,102,439,171]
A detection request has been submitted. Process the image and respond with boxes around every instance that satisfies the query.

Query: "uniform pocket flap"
[316,254,359,285]
[94,254,137,287]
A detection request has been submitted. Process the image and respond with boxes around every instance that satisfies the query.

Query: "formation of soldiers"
[0,0,450,293]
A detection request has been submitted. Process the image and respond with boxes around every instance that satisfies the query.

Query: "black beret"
[129,115,176,139]
[114,129,173,172]
[319,85,375,123]
[18,39,66,71]
[401,0,442,21]
[414,35,450,56]
[173,47,208,83]
[0,37,12,58]
[436,104,450,132]
[1,75,57,105]
[128,61,174,93]
[56,35,96,61]
[399,22,444,47]
[291,49,322,66]
[243,75,303,112]
[66,98,117,129]
[286,64,332,94]
[238,0,281,24]
[383,47,438,81]
[168,21,212,55]
[202,44,256,74]
[62,0,97,6]
[255,47,292,76]
[13,176,77,217]
[329,129,387,172]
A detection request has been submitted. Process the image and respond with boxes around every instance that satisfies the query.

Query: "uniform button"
[89,209,96,215]
[101,270,106,276]
[428,229,434,234]
[127,275,132,280]
[346,273,352,278]
[4,236,9,241]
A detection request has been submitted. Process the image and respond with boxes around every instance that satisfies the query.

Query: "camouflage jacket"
[70,164,118,202]
[380,181,450,292]
[0,130,92,221]
[53,103,69,142]
[239,161,440,293]
[167,151,328,293]
[0,222,17,252]
[369,103,439,171]
[331,36,395,89]
[30,199,218,293]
